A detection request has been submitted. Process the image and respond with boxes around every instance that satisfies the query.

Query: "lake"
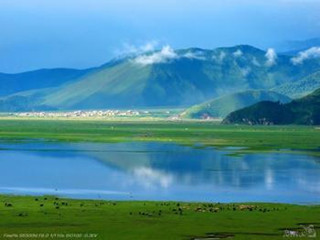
[0,141,319,204]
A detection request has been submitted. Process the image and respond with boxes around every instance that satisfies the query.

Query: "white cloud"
[183,51,206,60]
[264,168,274,190]
[240,67,251,77]
[291,47,320,65]
[212,51,226,62]
[140,41,158,52]
[116,41,158,57]
[133,45,178,65]
[233,49,243,57]
[252,57,261,67]
[133,167,173,188]
[265,48,277,66]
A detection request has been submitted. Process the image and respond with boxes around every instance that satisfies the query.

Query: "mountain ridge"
[1,44,320,111]
[181,90,291,119]
[223,88,320,125]
[0,68,93,97]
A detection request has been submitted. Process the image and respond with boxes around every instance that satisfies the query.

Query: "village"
[8,109,184,120]
[12,109,144,118]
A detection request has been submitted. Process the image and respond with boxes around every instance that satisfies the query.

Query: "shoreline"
[1,193,319,207]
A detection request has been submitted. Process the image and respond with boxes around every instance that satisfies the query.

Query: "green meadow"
[0,195,319,240]
[0,119,319,155]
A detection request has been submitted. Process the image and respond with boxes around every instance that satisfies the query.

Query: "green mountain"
[1,45,320,111]
[0,68,92,97]
[272,71,320,98]
[223,88,320,125]
[181,90,291,119]
[0,88,56,112]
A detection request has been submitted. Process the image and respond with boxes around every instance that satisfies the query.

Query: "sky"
[0,0,319,73]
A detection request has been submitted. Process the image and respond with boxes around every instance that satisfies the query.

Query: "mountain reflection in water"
[0,141,319,204]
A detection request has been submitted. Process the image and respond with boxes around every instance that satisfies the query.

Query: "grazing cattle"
[195,207,202,212]
[284,230,299,237]
[239,205,255,211]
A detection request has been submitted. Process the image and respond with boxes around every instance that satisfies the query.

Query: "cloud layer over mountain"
[291,47,320,65]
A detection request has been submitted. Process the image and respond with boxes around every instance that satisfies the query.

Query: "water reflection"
[0,141,319,204]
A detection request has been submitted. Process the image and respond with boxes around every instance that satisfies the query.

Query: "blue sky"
[0,0,319,73]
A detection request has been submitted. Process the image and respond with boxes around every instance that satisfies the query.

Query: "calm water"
[0,141,319,204]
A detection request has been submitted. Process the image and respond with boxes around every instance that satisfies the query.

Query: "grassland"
[0,195,319,240]
[0,118,319,156]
